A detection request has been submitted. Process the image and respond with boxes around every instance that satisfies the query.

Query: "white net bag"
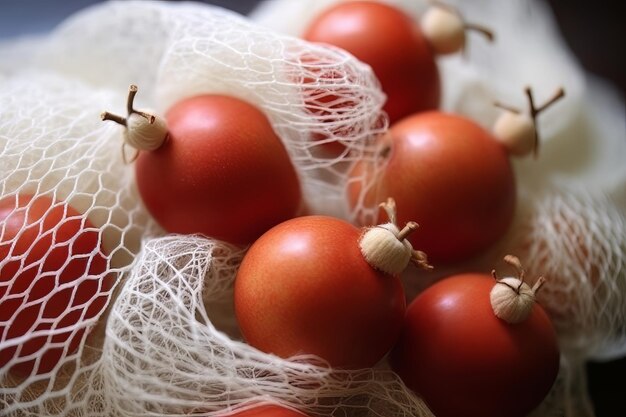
[27,0,388,221]
[2,0,624,416]
[1,1,391,415]
[99,234,435,417]
[487,184,626,417]
[506,187,626,361]
[0,72,157,415]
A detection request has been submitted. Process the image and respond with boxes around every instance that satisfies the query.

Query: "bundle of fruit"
[1,1,624,416]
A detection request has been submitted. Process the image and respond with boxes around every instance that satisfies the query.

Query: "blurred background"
[2,0,623,96]
[1,0,624,416]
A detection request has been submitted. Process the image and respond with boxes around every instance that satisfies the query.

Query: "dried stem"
[531,276,546,294]
[524,86,540,157]
[528,86,567,157]
[536,87,566,113]
[464,22,495,42]
[504,254,525,281]
[379,198,397,226]
[397,221,418,241]
[137,112,156,123]
[411,250,433,270]
[127,84,139,115]
[101,111,127,126]
[493,101,521,114]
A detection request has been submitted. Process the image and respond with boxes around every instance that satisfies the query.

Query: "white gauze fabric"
[0,1,390,416]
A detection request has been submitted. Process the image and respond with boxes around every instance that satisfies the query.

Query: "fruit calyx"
[359,198,432,275]
[493,86,566,157]
[490,255,546,324]
[101,84,168,163]
[421,1,494,55]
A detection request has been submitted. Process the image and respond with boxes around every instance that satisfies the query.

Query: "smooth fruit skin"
[391,274,560,417]
[353,111,516,263]
[303,1,440,123]
[234,216,406,369]
[222,404,309,417]
[0,195,110,376]
[135,95,301,246]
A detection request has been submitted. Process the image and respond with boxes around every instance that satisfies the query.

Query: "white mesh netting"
[507,187,626,361]
[504,186,626,417]
[0,0,394,415]
[95,235,435,417]
[1,0,625,416]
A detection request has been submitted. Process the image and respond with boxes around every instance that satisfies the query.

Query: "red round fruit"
[351,111,516,263]
[221,404,308,417]
[390,273,560,417]
[234,215,406,369]
[135,94,301,245]
[0,194,110,376]
[303,1,440,123]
